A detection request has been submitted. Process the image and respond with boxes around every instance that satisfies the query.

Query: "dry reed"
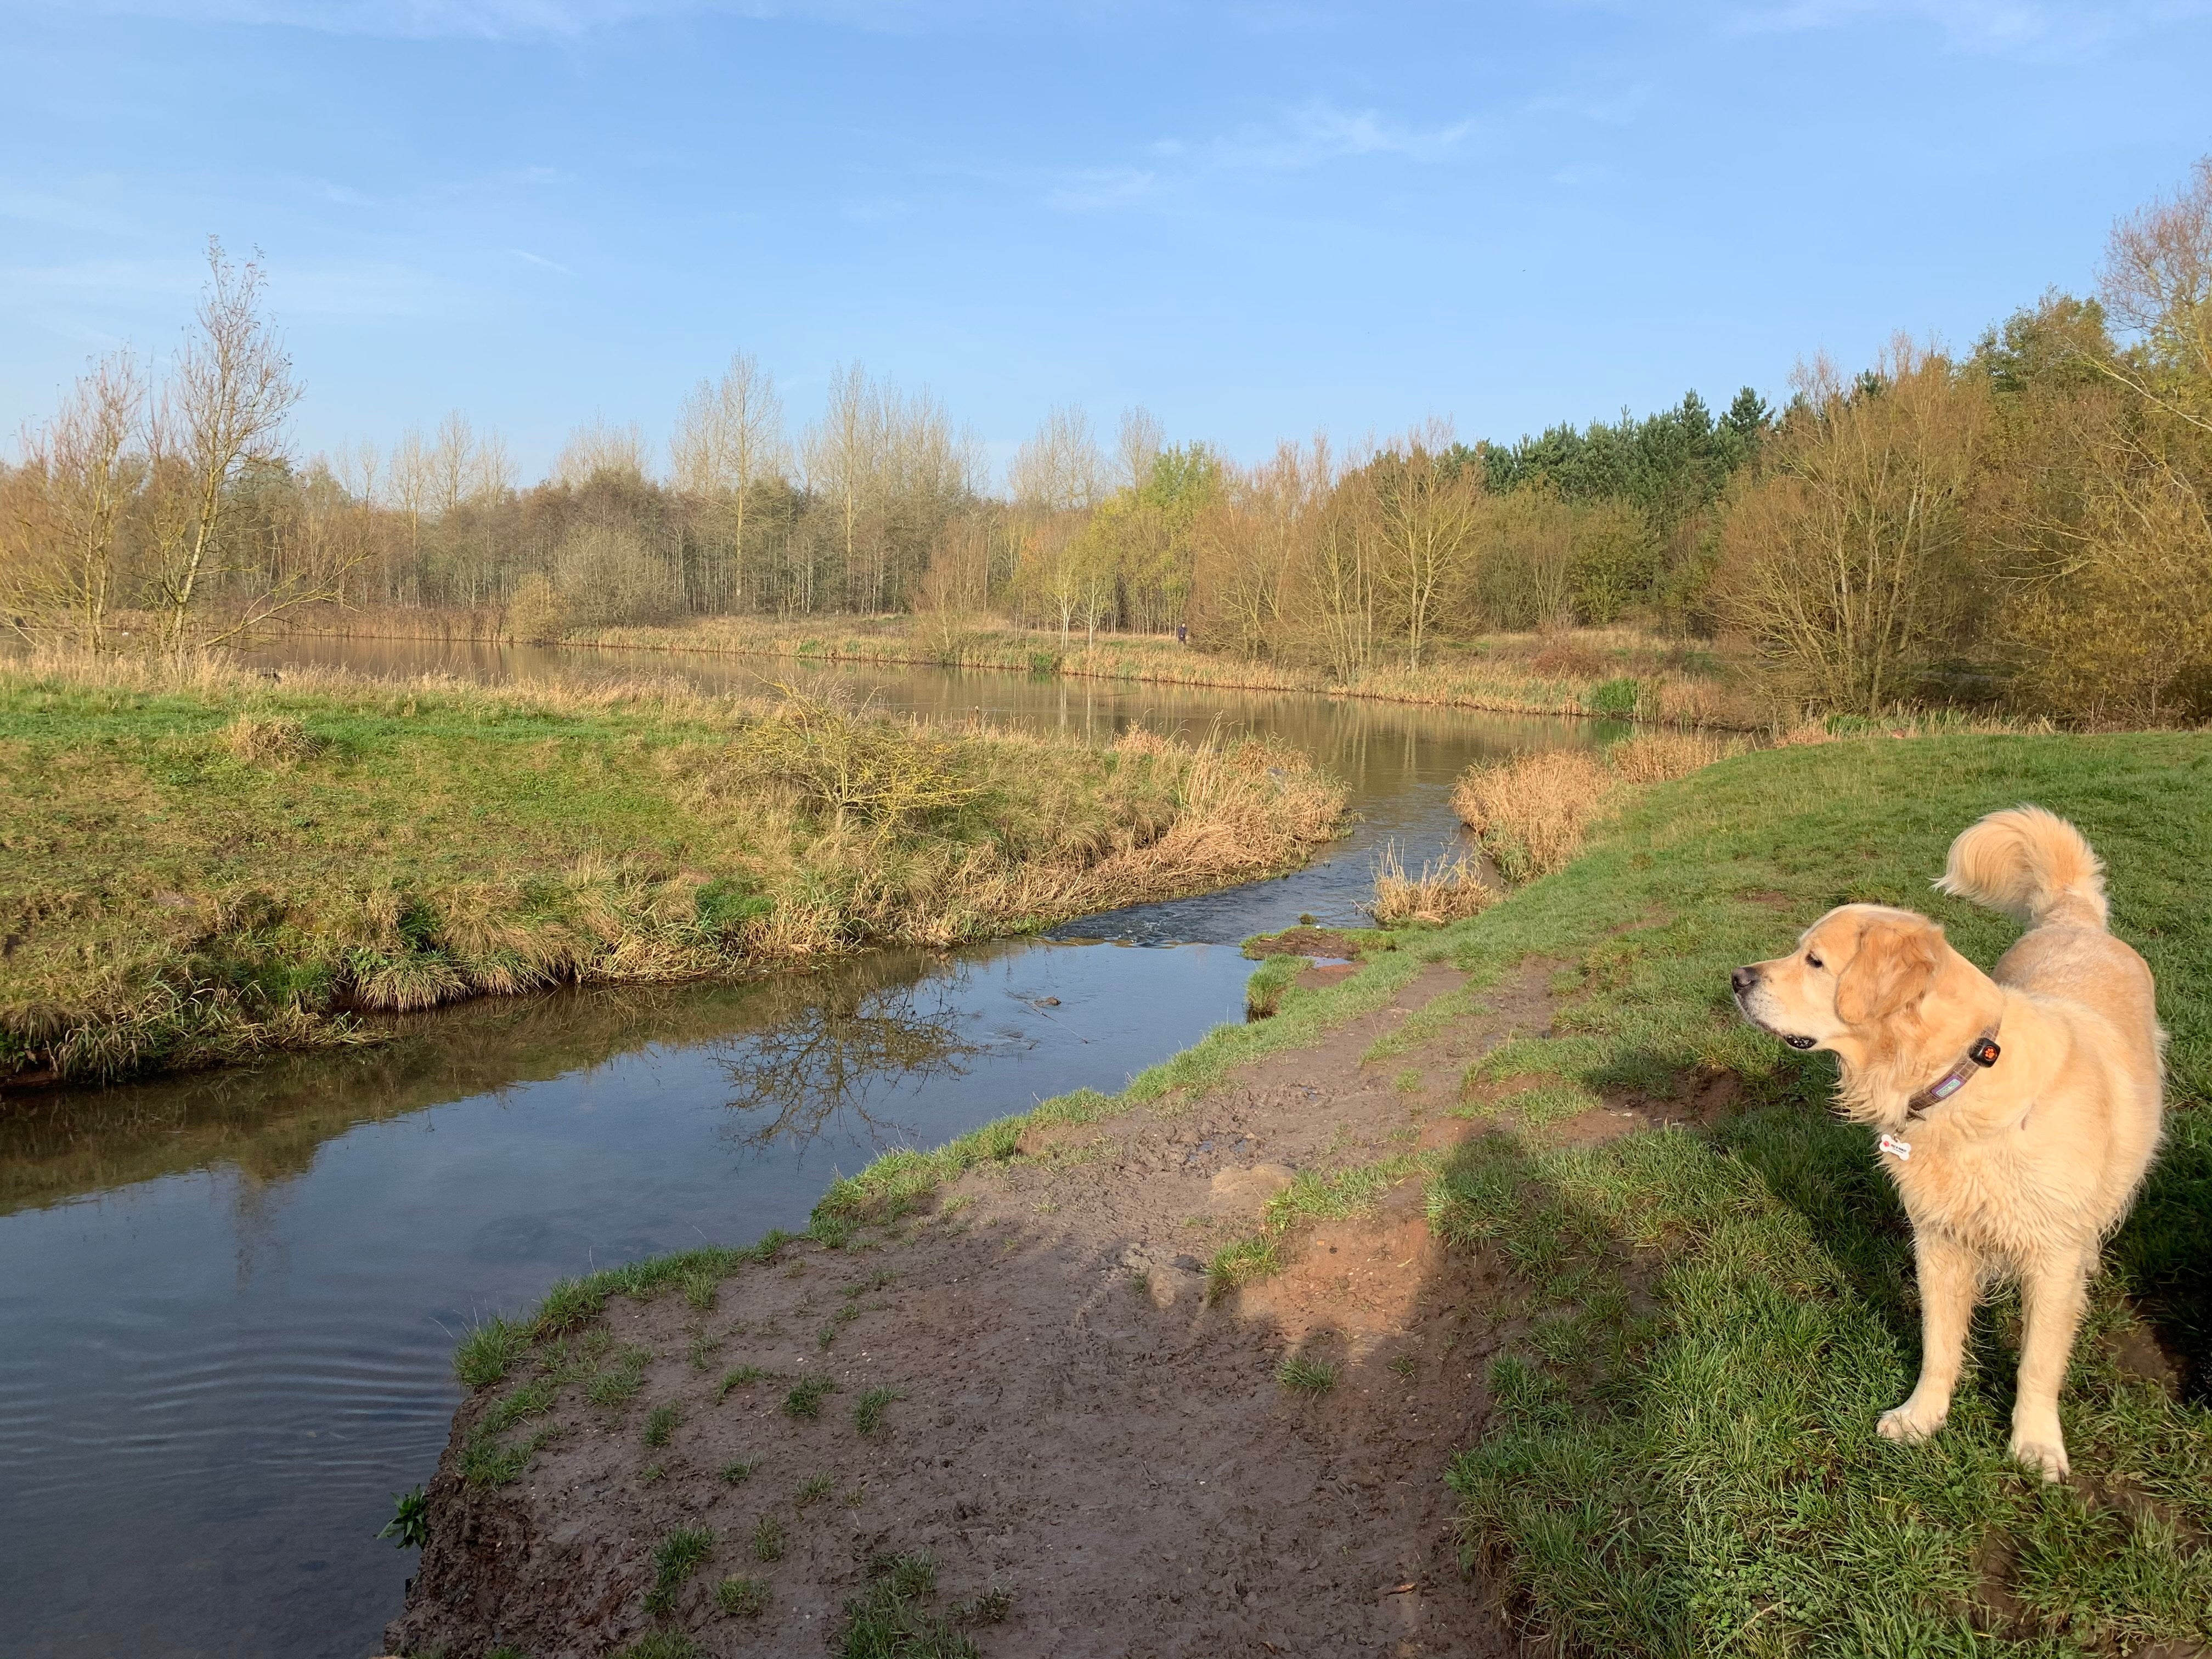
[1453,729,1752,882]
[1369,844,1498,927]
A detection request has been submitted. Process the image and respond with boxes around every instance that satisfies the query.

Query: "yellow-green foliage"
[0,653,1345,1082]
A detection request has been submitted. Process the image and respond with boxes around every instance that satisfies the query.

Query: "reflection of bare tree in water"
[713,959,978,1158]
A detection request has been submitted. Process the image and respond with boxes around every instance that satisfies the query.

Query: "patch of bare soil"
[389,961,1565,1659]
[1242,926,1372,961]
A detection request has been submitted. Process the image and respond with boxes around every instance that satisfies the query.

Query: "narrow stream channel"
[0,642,1607,1658]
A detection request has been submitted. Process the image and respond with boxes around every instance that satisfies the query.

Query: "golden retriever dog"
[1730,805,2163,1479]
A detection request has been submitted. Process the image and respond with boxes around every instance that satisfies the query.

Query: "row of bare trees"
[3,240,320,655]
[6,155,2210,722]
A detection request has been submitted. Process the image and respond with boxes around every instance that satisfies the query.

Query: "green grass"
[718,1459,756,1485]
[612,1631,698,1659]
[832,1550,982,1659]
[717,1365,766,1398]
[642,1403,679,1447]
[782,1376,837,1419]
[1276,1355,1339,1393]
[793,1471,837,1506]
[643,1524,715,1616]
[453,1316,530,1391]
[853,1386,905,1435]
[716,1575,770,1617]
[0,657,1342,1082]
[1406,732,2212,1654]
[750,1515,786,1563]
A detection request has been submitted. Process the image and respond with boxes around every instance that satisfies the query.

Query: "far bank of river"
[0,642,1610,1659]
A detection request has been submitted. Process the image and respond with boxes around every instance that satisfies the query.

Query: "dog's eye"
[1805,953,1824,970]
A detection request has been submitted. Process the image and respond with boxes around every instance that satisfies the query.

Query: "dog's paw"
[2008,1430,2070,1482]
[1877,1401,1946,1444]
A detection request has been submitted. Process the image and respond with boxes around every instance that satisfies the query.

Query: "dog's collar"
[1904,1025,2002,1120]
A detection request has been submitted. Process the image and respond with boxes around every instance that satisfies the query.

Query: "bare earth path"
[387,953,1637,1658]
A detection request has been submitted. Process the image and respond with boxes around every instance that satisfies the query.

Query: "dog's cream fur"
[1731,805,2164,1479]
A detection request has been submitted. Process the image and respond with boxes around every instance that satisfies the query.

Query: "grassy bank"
[1421,730,2212,1652]
[272,606,1759,728]
[429,729,2212,1652]
[0,654,1344,1086]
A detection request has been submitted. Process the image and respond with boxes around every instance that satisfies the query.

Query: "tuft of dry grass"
[223,714,324,765]
[1452,749,1617,883]
[1602,729,1749,783]
[1453,730,1752,882]
[1369,844,1497,928]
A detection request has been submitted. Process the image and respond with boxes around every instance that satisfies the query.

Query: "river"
[0,640,1605,1658]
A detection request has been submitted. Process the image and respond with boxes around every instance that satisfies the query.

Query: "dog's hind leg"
[1878,1232,1976,1446]
[2010,1245,2092,1481]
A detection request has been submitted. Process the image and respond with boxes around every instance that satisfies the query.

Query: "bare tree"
[671,351,787,608]
[554,417,651,487]
[1008,405,1104,511]
[146,239,306,655]
[1362,424,1483,669]
[2101,155,2212,407]
[1715,342,1987,714]
[1114,405,1165,491]
[3,350,145,650]
[803,362,880,612]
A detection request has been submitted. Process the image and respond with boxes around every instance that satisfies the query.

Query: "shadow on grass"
[1419,1073,2212,1657]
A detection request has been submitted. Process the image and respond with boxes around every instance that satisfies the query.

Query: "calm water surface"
[0,640,1602,1657]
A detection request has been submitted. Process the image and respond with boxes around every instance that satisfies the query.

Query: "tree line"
[5,155,2210,723]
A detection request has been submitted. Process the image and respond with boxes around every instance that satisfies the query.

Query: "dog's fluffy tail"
[1936,804,2108,930]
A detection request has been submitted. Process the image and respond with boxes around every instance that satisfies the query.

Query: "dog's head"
[1730,904,1964,1066]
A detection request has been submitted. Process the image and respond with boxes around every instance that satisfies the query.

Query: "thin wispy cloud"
[10,0,1005,41]
[508,247,573,273]
[1048,100,1477,213]
[1724,0,2210,55]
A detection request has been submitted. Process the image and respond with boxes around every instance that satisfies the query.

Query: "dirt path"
[388,957,1582,1658]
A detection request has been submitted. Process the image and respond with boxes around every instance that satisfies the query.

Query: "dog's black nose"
[1730,966,1758,995]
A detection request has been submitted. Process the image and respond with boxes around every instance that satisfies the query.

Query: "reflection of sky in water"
[3,644,1599,1659]
[0,940,1255,1658]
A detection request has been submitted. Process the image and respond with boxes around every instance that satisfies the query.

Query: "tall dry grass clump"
[1453,751,1617,882]
[1369,844,1497,927]
[1454,730,1751,882]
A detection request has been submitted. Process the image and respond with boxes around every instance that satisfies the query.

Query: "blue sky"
[3,1,2208,482]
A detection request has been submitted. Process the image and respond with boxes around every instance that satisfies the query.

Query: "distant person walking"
[1176,623,1188,646]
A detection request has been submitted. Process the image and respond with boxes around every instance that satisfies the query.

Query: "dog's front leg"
[2009,1246,2092,1481]
[1879,1231,1974,1445]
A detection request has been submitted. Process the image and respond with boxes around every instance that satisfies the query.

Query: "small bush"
[378,1486,429,1549]
[1585,676,1641,719]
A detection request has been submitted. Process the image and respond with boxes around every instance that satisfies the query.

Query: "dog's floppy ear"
[1835,916,1940,1025]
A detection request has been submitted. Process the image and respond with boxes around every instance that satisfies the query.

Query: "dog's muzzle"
[1730,966,1818,1049]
